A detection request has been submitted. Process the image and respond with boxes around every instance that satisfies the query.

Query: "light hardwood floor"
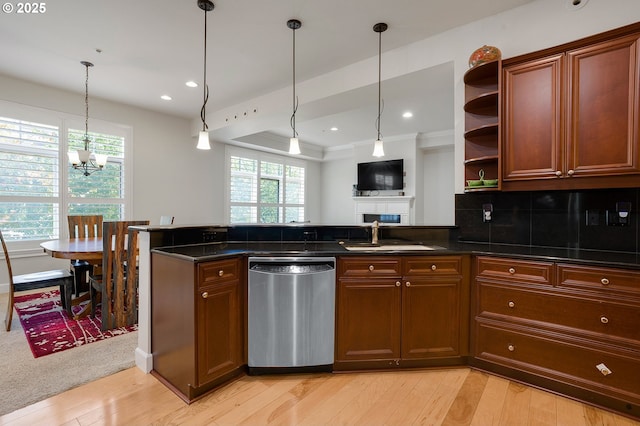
[0,367,638,425]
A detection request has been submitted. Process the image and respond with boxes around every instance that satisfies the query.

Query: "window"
[228,149,305,224]
[0,102,130,242]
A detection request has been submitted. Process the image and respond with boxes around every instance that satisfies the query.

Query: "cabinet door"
[401,277,460,359]
[566,34,640,177]
[335,278,401,362]
[196,280,242,386]
[503,54,564,181]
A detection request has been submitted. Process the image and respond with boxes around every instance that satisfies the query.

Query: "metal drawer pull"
[396,281,401,287]
[555,171,562,177]
[508,268,516,274]
[508,344,515,352]
[218,270,224,277]
[202,292,209,299]
[369,265,374,271]
[567,169,575,176]
[406,281,411,287]
[508,301,515,308]
[601,278,609,286]
[600,316,609,324]
[431,265,437,271]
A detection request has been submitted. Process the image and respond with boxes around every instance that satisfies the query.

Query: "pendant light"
[287,19,302,155]
[196,0,214,150]
[68,61,108,176]
[372,22,387,158]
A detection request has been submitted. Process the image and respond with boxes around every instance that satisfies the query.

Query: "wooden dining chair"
[89,220,149,330]
[67,215,103,300]
[2,229,74,331]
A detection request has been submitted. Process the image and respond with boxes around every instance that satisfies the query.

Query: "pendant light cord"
[376,27,383,141]
[84,63,90,149]
[200,6,209,132]
[290,23,298,139]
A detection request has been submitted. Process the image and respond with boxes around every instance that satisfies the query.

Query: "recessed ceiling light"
[185,81,198,88]
[330,127,339,131]
[161,95,172,101]
[402,111,413,118]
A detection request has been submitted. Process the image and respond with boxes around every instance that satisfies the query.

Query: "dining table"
[40,237,103,319]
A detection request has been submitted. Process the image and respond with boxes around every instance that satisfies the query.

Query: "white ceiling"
[0,0,534,151]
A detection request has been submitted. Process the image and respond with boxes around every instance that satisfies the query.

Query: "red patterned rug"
[14,289,137,358]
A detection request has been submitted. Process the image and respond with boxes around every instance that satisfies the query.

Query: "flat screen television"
[357,159,404,191]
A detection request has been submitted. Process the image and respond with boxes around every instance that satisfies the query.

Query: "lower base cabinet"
[151,254,244,402]
[335,255,470,370]
[471,256,640,419]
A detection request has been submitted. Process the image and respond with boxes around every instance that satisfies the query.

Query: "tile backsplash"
[455,188,639,253]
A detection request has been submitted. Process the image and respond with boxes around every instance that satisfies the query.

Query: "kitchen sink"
[342,244,441,251]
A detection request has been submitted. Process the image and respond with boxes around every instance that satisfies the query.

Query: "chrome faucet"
[371,220,379,245]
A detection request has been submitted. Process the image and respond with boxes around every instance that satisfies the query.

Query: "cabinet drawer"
[198,258,240,287]
[557,264,640,297]
[478,282,640,343]
[403,256,462,275]
[338,257,401,277]
[476,256,553,285]
[475,322,640,404]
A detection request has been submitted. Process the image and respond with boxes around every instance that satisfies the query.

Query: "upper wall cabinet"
[501,23,640,191]
[464,60,501,192]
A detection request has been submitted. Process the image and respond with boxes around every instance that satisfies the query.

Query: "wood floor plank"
[528,388,557,426]
[335,370,427,425]
[441,369,489,425]
[469,375,511,426]
[412,368,470,425]
[498,381,532,426]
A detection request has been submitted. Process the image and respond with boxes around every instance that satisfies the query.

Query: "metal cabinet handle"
[395,281,401,287]
[369,265,374,271]
[218,270,224,277]
[202,292,209,299]
[508,344,515,352]
[431,265,437,271]
[508,301,515,308]
[406,281,411,287]
[508,268,516,274]
[600,316,609,324]
[567,169,575,176]
[555,171,562,177]
[601,278,610,286]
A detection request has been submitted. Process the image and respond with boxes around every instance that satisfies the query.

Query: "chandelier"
[68,61,108,176]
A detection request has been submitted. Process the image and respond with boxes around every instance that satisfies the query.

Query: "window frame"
[0,100,133,251]
[225,145,306,224]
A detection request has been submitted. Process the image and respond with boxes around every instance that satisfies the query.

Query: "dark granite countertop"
[151,240,640,269]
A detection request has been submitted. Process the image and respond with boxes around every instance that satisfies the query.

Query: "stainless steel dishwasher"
[248,256,336,374]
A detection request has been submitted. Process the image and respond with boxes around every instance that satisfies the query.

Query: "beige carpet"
[0,289,137,416]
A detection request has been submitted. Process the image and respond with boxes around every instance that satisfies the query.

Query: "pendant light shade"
[68,61,108,176]
[372,139,385,157]
[288,137,301,155]
[288,18,302,155]
[196,0,214,150]
[372,22,387,157]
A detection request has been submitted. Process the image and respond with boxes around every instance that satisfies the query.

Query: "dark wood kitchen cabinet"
[151,254,244,402]
[335,255,469,371]
[471,256,640,418]
[502,24,640,191]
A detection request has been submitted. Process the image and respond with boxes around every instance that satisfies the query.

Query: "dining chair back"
[2,229,74,331]
[68,215,103,238]
[90,220,149,330]
[66,215,103,298]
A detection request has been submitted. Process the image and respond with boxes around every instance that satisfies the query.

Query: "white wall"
[0,74,224,288]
